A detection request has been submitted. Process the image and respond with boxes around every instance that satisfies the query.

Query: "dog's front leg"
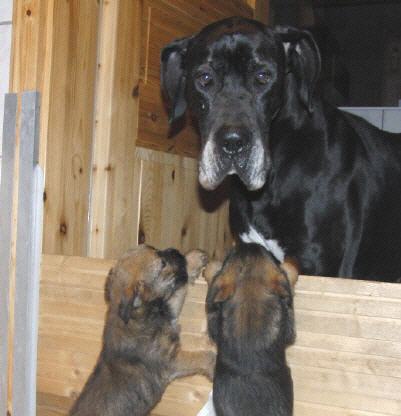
[168,285,188,318]
[170,349,216,381]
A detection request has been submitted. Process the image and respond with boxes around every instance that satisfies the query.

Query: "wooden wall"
[37,254,401,416]
[9,0,257,261]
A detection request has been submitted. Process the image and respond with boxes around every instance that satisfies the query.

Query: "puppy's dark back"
[207,243,295,416]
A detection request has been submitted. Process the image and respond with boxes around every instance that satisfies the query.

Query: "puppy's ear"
[118,281,149,324]
[203,260,223,285]
[208,274,236,304]
[274,26,321,113]
[280,257,299,292]
[185,249,208,282]
[161,36,193,124]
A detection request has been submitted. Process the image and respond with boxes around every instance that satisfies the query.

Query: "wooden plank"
[88,0,142,259]
[136,148,232,259]
[12,91,44,416]
[43,0,99,256]
[0,93,17,416]
[10,0,54,168]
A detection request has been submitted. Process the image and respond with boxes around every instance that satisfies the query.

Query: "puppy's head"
[205,243,298,350]
[105,245,207,324]
[161,17,321,191]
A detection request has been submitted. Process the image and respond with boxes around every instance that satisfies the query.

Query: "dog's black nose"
[217,126,249,156]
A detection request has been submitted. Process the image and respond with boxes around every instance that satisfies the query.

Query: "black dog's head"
[204,243,298,352]
[161,17,321,190]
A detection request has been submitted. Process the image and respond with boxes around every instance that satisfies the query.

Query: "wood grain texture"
[42,0,99,256]
[10,0,54,168]
[37,254,401,416]
[88,0,142,259]
[136,147,233,260]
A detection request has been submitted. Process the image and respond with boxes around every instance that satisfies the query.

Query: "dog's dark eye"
[161,259,167,269]
[197,72,213,88]
[255,71,270,85]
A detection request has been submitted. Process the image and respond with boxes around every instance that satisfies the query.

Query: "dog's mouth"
[199,140,269,191]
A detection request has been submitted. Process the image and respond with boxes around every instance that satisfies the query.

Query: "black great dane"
[161,17,401,282]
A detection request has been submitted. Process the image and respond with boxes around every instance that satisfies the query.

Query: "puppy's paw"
[186,250,209,283]
[203,260,223,285]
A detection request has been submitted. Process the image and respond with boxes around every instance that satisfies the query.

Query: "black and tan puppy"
[204,243,298,416]
[70,244,215,416]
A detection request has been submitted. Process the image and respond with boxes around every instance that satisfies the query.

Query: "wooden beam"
[0,93,17,416]
[88,0,142,258]
[42,0,100,256]
[0,92,44,416]
[10,0,54,169]
[12,91,44,416]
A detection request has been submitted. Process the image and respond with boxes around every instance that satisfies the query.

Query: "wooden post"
[0,94,17,416]
[0,92,44,416]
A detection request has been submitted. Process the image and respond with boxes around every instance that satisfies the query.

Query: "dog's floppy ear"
[208,272,236,304]
[161,36,193,124]
[274,26,321,113]
[118,281,149,324]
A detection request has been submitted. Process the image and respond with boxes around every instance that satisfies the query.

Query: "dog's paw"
[203,260,223,284]
[186,250,209,283]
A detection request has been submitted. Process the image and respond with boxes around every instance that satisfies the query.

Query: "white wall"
[0,0,13,181]
[341,107,401,133]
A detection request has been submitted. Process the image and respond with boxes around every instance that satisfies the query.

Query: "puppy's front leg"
[168,285,188,318]
[170,349,216,381]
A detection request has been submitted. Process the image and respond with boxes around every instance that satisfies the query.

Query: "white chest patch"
[239,225,285,263]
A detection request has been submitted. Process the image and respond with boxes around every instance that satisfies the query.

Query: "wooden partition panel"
[88,0,142,259]
[37,255,401,416]
[136,148,232,260]
[42,0,100,257]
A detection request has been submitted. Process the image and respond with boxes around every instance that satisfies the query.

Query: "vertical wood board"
[88,0,142,259]
[0,93,17,416]
[12,91,44,416]
[43,0,99,256]
[136,147,232,259]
